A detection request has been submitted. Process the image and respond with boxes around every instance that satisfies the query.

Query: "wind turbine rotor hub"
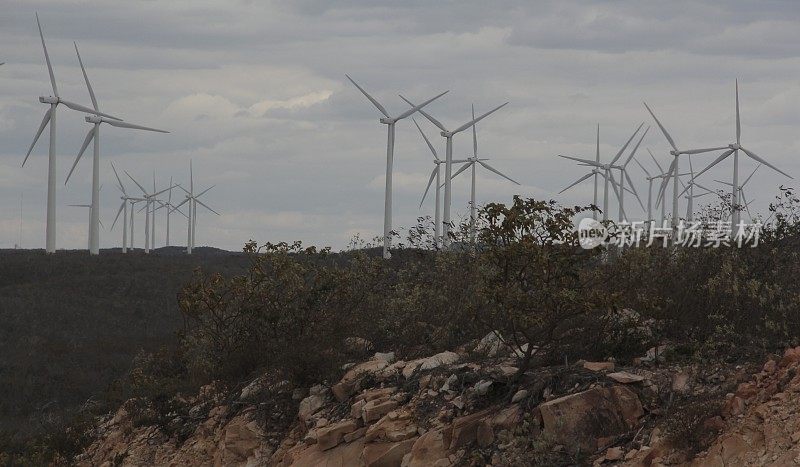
[39,96,58,104]
[729,143,741,150]
[85,115,103,124]
[441,131,453,138]
[669,150,680,156]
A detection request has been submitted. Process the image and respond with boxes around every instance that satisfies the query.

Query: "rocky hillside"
[72,333,800,466]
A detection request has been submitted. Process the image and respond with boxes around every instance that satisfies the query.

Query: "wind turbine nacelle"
[729,143,741,150]
[85,115,103,124]
[669,150,680,156]
[379,117,395,124]
[39,96,58,104]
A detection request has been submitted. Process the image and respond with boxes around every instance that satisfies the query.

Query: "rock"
[344,336,373,353]
[511,389,529,403]
[286,437,366,467]
[351,399,367,419]
[641,344,670,363]
[604,446,624,460]
[443,408,494,450]
[476,421,494,447]
[420,351,460,371]
[763,359,777,374]
[473,380,493,396]
[538,386,643,452]
[316,419,359,451]
[363,399,399,423]
[214,415,263,465]
[359,387,397,402]
[298,392,327,423]
[475,331,507,357]
[362,438,417,467]
[441,374,458,392]
[607,371,645,384]
[672,373,690,393]
[405,429,449,467]
[373,351,396,363]
[584,361,615,372]
[239,376,268,400]
[344,427,366,443]
[332,381,356,402]
[366,409,417,443]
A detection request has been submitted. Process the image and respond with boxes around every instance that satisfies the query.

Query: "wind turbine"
[153,179,186,247]
[171,161,219,254]
[615,126,649,221]
[633,151,691,226]
[413,118,468,248]
[401,95,508,247]
[23,13,119,253]
[109,162,142,253]
[643,102,729,230]
[345,75,448,259]
[713,164,761,223]
[125,171,175,254]
[64,42,169,255]
[559,123,644,221]
[690,81,792,230]
[450,104,520,244]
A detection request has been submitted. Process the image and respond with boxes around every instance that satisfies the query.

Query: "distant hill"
[0,248,250,439]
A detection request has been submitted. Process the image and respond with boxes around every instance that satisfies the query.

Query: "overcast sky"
[1,1,799,251]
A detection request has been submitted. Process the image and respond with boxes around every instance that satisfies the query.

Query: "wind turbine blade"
[111,161,126,195]
[65,126,96,184]
[611,122,644,165]
[647,149,665,173]
[73,42,97,111]
[345,74,390,118]
[111,202,125,230]
[396,90,449,121]
[471,104,478,157]
[195,198,220,216]
[419,167,437,208]
[153,184,180,198]
[58,100,121,120]
[453,102,508,134]
[125,171,148,196]
[399,95,447,132]
[168,177,173,203]
[680,146,730,155]
[713,179,734,187]
[643,102,679,153]
[450,162,472,180]
[623,125,649,167]
[633,156,651,178]
[478,161,520,185]
[735,79,741,145]
[558,172,594,194]
[190,160,194,194]
[741,164,761,187]
[105,119,169,133]
[693,149,735,180]
[624,170,645,210]
[656,158,677,204]
[171,197,190,211]
[412,118,438,159]
[694,182,716,194]
[23,108,52,166]
[195,185,215,199]
[559,155,603,168]
[36,13,58,97]
[740,147,792,179]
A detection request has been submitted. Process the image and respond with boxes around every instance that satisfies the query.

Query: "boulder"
[404,429,449,467]
[584,361,615,372]
[443,408,494,450]
[420,351,460,371]
[365,410,417,443]
[362,438,417,467]
[474,331,507,357]
[298,392,327,423]
[538,386,643,452]
[363,399,399,423]
[316,419,360,451]
[214,415,263,465]
[607,371,645,384]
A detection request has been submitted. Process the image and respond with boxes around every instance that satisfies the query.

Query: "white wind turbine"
[23,13,119,253]
[559,123,644,221]
[633,151,691,226]
[151,179,187,247]
[171,161,219,254]
[346,75,448,259]
[689,81,792,229]
[109,162,143,253]
[412,118,468,248]
[401,96,508,247]
[713,164,761,222]
[64,42,169,255]
[126,171,175,254]
[450,104,520,244]
[644,102,730,230]
[615,126,649,221]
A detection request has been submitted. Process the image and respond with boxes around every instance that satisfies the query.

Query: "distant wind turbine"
[559,123,644,221]
[401,95,508,247]
[126,171,175,254]
[690,81,792,229]
[615,126,648,221]
[23,13,119,253]
[450,104,520,244]
[109,162,143,253]
[412,118,468,248]
[65,42,168,255]
[346,75,448,259]
[171,161,218,254]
